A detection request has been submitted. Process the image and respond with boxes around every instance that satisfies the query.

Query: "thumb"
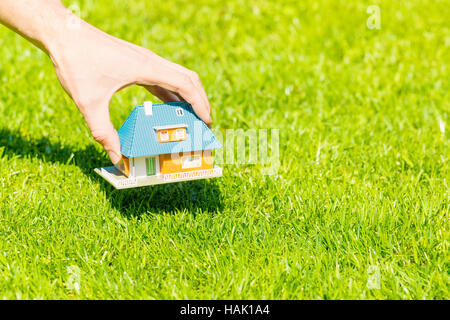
[83,105,122,164]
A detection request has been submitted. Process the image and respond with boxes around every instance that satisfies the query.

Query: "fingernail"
[108,151,122,164]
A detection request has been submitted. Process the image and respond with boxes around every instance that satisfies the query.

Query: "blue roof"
[118,102,222,158]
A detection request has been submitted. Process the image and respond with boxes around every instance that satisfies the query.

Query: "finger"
[177,85,212,125]
[165,66,211,114]
[158,72,212,125]
[142,84,181,102]
[188,71,211,114]
[150,58,209,109]
[83,104,122,164]
[138,60,212,125]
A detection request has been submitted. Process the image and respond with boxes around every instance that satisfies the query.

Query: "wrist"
[38,5,80,55]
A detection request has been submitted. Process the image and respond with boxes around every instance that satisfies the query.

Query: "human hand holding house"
[0,0,212,164]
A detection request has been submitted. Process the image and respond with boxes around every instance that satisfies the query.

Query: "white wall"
[132,156,160,178]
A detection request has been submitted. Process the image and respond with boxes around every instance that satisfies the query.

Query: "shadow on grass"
[108,180,223,218]
[0,127,223,217]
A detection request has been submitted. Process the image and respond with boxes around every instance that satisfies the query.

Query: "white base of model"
[94,165,223,189]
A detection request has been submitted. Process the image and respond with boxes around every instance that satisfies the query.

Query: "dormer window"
[176,128,185,140]
[159,130,169,142]
[154,124,187,143]
[176,108,184,116]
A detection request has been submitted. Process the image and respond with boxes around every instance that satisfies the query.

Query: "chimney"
[144,101,152,116]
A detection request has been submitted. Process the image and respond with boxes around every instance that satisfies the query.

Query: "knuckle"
[189,71,200,82]
[182,73,194,86]
[177,74,194,92]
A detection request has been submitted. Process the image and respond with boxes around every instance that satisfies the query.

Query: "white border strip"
[163,167,222,182]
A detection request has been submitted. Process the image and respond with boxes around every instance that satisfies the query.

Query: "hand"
[48,13,211,164]
[0,1,212,164]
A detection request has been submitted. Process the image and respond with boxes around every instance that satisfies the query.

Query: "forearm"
[0,0,69,53]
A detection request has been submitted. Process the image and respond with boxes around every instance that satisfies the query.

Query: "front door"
[146,157,156,176]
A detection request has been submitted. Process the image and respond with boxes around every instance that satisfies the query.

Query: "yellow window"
[156,127,187,143]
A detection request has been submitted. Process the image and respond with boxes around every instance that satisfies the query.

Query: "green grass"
[0,0,448,299]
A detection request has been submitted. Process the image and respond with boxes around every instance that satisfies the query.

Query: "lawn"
[0,0,448,299]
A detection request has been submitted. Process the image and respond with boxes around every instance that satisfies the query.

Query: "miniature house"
[95,101,222,189]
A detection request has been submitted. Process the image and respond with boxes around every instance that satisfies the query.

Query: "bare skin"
[0,0,212,164]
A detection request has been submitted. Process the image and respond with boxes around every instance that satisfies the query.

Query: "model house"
[95,101,222,189]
